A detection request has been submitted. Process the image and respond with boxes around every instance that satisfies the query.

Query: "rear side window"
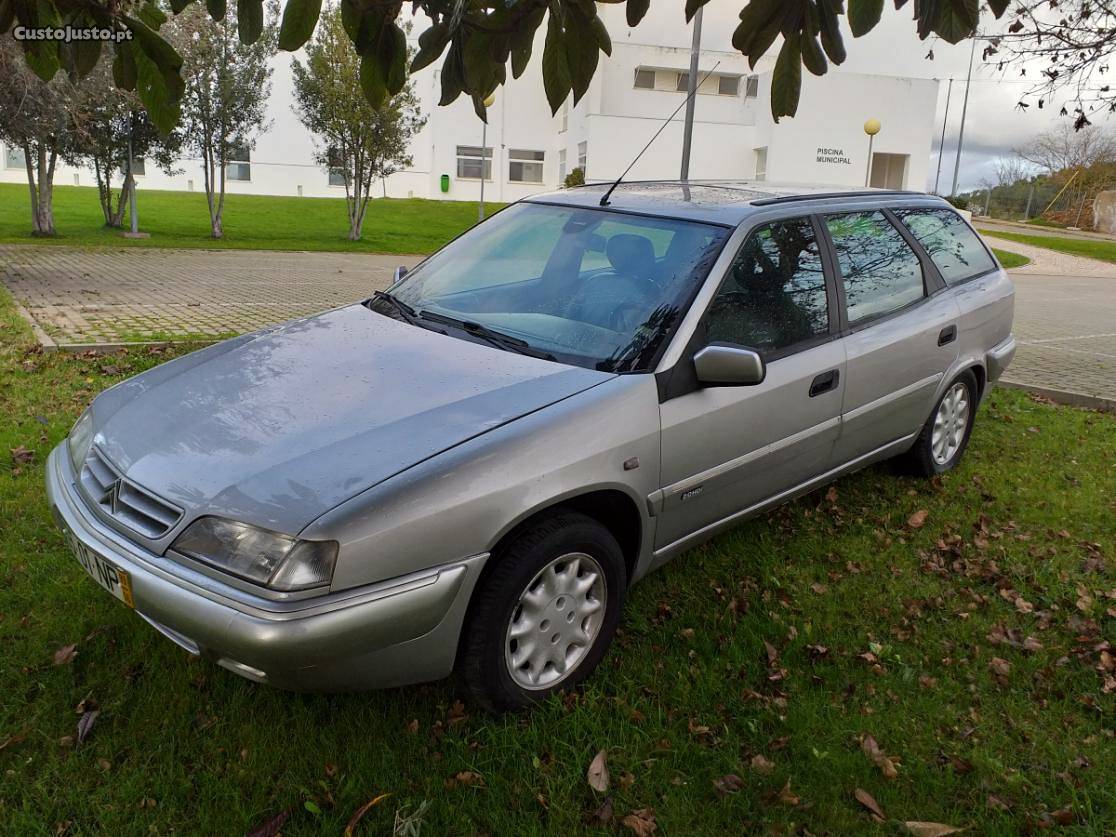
[895,208,996,284]
[826,211,925,325]
[705,217,830,353]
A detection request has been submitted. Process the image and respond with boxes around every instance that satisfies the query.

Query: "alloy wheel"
[931,382,970,466]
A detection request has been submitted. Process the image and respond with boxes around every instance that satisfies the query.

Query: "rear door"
[822,210,961,464]
[654,215,846,550]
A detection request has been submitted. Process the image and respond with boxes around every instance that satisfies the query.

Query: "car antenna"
[599,61,721,207]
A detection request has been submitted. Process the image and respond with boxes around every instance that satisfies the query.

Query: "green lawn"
[0,183,503,255]
[1,288,1114,834]
[981,228,1116,265]
[991,248,1030,269]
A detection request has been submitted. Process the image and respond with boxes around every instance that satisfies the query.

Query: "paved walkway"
[977,218,1116,244]
[0,246,416,346]
[1,239,1113,406]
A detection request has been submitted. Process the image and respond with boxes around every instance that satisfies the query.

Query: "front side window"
[705,218,830,354]
[225,143,251,181]
[456,145,492,180]
[508,149,544,184]
[895,208,995,285]
[826,211,925,324]
[379,203,729,372]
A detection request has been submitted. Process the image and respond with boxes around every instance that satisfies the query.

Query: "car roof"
[524,180,953,226]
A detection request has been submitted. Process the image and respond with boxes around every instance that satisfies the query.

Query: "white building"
[1,5,939,201]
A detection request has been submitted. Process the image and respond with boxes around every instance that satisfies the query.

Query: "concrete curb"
[11,300,57,351]
[55,340,216,354]
[998,379,1116,414]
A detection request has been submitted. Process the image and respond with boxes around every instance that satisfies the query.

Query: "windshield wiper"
[418,311,556,361]
[369,290,419,323]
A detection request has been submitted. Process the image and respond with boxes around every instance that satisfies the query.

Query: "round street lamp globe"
[864,118,882,136]
[483,93,496,107]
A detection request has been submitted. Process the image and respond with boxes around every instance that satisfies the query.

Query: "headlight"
[170,517,338,591]
[68,408,94,470]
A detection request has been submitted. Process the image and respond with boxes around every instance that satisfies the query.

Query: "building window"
[577,141,587,173]
[676,71,690,92]
[754,147,767,182]
[558,149,567,182]
[560,100,568,133]
[5,145,27,169]
[745,76,760,98]
[131,157,146,177]
[456,145,492,180]
[509,149,544,184]
[225,144,251,181]
[634,69,655,90]
[718,75,740,96]
[327,147,346,186]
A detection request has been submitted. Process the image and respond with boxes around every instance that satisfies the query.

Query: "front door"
[655,216,846,551]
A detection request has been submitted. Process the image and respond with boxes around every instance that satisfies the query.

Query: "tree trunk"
[26,143,57,237]
[93,158,114,226]
[110,178,130,228]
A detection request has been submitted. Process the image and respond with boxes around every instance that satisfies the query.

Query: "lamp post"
[478,93,496,222]
[863,118,881,187]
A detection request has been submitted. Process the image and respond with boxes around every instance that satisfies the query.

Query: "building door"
[869,153,909,190]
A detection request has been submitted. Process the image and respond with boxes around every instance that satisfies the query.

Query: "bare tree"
[1013,124,1116,174]
[991,155,1034,187]
[0,37,83,236]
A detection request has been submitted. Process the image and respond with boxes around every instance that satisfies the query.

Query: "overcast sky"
[828,7,1114,192]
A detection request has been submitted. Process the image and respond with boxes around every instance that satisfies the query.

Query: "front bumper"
[45,444,487,691]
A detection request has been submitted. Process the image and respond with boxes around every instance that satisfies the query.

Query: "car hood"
[92,305,613,535]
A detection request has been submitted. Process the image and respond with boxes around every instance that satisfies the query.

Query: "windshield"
[376,202,730,372]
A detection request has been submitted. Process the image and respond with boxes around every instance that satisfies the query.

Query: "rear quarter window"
[895,208,996,285]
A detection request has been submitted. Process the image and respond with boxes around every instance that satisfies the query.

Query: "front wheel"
[457,511,626,712]
[904,369,979,476]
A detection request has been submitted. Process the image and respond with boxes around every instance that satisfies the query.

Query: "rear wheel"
[904,370,979,476]
[458,511,626,712]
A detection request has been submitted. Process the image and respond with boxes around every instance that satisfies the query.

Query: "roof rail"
[750,189,923,206]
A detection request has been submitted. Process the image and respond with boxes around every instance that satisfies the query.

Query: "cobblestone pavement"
[2,240,1113,404]
[0,245,417,345]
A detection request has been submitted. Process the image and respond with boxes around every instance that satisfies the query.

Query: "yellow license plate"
[65,529,135,609]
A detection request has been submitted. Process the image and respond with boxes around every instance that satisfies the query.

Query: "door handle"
[809,369,840,397]
[938,325,957,346]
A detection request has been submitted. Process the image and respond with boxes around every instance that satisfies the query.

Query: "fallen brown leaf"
[908,509,929,529]
[713,774,744,796]
[861,734,899,780]
[342,792,391,837]
[588,795,614,824]
[903,822,965,837]
[587,749,610,794]
[246,809,292,837]
[776,778,800,806]
[621,807,657,836]
[53,644,77,666]
[76,710,98,746]
[854,787,885,820]
[989,657,1011,677]
[10,446,34,465]
[750,754,775,774]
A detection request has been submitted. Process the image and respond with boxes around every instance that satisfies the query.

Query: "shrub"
[945,195,969,211]
[564,167,585,188]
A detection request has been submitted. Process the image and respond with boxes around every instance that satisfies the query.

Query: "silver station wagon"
[47,182,1015,710]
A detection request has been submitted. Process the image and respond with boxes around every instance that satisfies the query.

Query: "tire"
[458,511,627,712]
[903,369,979,477]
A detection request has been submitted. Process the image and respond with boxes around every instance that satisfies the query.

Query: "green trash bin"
[440,174,450,193]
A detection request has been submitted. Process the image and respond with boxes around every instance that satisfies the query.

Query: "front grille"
[79,447,182,539]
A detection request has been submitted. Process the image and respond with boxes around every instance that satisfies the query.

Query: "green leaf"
[462,31,495,96]
[411,21,450,73]
[237,0,263,44]
[112,41,138,90]
[565,12,598,104]
[206,0,225,22]
[847,0,883,37]
[137,1,167,29]
[511,43,532,79]
[542,13,571,114]
[817,0,846,63]
[438,40,464,106]
[625,0,649,28]
[133,41,180,133]
[590,15,612,56]
[801,33,827,76]
[770,32,802,121]
[360,49,387,108]
[986,0,1010,15]
[72,35,103,76]
[934,0,977,43]
[732,0,782,55]
[278,0,322,51]
[746,13,783,68]
[169,0,192,13]
[383,23,407,95]
[0,0,14,32]
[684,0,710,23]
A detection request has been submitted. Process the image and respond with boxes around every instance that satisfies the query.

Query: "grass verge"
[991,248,1030,269]
[1,288,1113,834]
[981,228,1116,265]
[0,183,503,255]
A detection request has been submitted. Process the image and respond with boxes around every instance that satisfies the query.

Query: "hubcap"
[504,552,606,690]
[931,382,970,466]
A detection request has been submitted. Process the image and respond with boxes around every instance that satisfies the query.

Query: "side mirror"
[392,265,409,284]
[693,344,766,387]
